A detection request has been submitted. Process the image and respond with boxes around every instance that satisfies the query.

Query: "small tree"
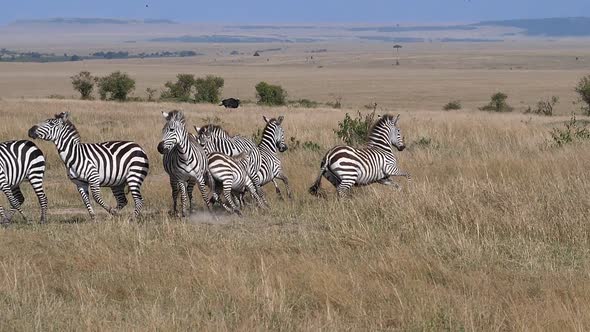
[480,92,513,112]
[97,71,135,101]
[443,100,462,111]
[194,75,224,103]
[71,71,95,100]
[524,96,559,116]
[334,110,377,146]
[161,74,196,102]
[575,75,590,115]
[256,82,287,106]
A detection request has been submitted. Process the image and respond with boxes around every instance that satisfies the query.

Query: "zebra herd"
[0,111,409,223]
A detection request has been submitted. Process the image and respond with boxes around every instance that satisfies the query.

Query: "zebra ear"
[262,116,270,124]
[394,114,400,125]
[58,112,70,122]
[277,116,284,124]
[162,111,170,120]
[194,126,201,134]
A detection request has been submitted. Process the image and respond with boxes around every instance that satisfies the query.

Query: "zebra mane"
[199,124,230,138]
[54,113,81,139]
[165,110,186,123]
[369,114,397,134]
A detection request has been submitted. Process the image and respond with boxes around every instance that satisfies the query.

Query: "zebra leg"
[0,205,5,223]
[252,174,269,206]
[169,179,180,216]
[1,185,27,223]
[336,179,355,198]
[271,179,284,200]
[128,182,144,219]
[29,174,48,224]
[111,184,128,211]
[76,183,96,220]
[196,175,212,211]
[246,182,266,209]
[89,181,117,216]
[187,179,196,213]
[378,177,400,190]
[178,182,188,217]
[222,182,240,215]
[276,173,292,199]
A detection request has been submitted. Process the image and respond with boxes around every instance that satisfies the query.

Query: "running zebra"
[157,110,211,216]
[309,114,410,197]
[0,140,48,223]
[28,112,149,220]
[199,130,265,215]
[194,124,267,204]
[257,116,292,199]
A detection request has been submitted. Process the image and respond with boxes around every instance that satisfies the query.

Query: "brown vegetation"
[1,98,590,330]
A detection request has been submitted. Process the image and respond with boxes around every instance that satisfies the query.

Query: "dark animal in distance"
[220,98,240,109]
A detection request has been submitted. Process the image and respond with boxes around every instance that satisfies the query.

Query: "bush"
[479,92,513,112]
[161,74,196,102]
[334,110,376,146]
[575,75,590,115]
[145,88,157,102]
[194,75,224,103]
[550,114,590,147]
[288,137,321,152]
[256,82,286,106]
[71,71,95,100]
[443,100,462,111]
[97,71,135,101]
[524,96,559,116]
[289,99,318,108]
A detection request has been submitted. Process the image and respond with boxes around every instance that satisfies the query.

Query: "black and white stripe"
[201,139,265,215]
[257,116,292,199]
[28,112,149,220]
[194,124,267,203]
[157,110,210,216]
[309,114,410,197]
[0,140,48,223]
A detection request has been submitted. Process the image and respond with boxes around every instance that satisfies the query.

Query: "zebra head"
[388,114,405,151]
[369,114,405,152]
[157,111,187,154]
[193,125,213,151]
[262,115,287,152]
[28,112,79,143]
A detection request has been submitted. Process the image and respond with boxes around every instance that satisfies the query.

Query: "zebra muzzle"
[28,126,39,139]
[157,141,167,154]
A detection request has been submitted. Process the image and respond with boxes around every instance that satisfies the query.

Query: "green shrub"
[479,92,513,112]
[97,71,135,101]
[194,75,224,103]
[334,110,376,146]
[256,82,287,106]
[161,74,196,102]
[443,100,462,111]
[71,71,95,100]
[550,115,590,147]
[575,75,590,115]
[524,96,559,116]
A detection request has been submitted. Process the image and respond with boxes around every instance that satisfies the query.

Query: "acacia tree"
[71,71,95,100]
[97,71,135,101]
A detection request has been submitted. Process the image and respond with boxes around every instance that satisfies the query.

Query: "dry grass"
[1,98,590,330]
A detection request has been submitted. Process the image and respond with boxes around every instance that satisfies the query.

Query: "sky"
[1,0,589,25]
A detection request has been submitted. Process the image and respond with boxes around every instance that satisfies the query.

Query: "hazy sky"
[1,0,589,24]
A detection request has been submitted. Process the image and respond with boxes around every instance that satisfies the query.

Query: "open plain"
[1,33,590,329]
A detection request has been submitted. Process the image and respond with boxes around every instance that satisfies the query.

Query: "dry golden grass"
[1,97,590,330]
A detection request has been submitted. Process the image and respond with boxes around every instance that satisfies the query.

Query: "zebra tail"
[309,158,328,197]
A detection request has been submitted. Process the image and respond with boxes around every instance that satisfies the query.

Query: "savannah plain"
[1,23,590,330]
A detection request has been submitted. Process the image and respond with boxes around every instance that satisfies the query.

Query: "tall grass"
[1,99,590,330]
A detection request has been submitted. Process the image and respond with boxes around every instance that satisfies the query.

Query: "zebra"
[257,115,292,199]
[0,140,48,224]
[309,114,410,197]
[157,110,211,217]
[199,130,265,215]
[193,124,267,205]
[28,112,149,220]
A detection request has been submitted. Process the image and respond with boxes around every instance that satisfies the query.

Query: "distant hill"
[475,17,590,37]
[12,17,177,25]
[150,35,317,43]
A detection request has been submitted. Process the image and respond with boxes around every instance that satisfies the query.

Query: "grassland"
[0,97,589,330]
[1,38,590,330]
